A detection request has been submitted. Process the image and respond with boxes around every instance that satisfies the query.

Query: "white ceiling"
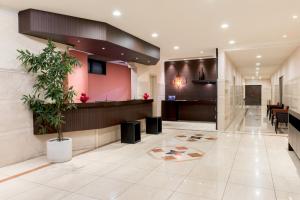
[226,44,298,79]
[1,0,300,78]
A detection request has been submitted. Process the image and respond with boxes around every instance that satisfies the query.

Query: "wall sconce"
[172,72,187,89]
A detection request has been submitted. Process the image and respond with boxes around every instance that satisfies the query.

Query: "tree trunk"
[58,124,63,141]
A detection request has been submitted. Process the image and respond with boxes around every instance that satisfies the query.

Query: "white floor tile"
[104,166,151,183]
[114,184,173,200]
[8,185,69,200]
[273,175,300,194]
[138,171,185,191]
[0,179,39,199]
[45,172,98,192]
[188,164,231,182]
[223,184,276,200]
[61,193,97,200]
[276,190,300,200]
[153,160,197,176]
[228,170,273,189]
[169,192,212,200]
[76,177,132,199]
[176,177,226,199]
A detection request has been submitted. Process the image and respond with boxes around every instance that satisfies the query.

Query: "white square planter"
[47,137,72,163]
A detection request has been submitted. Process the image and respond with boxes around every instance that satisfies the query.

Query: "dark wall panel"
[18,9,160,65]
[165,58,217,100]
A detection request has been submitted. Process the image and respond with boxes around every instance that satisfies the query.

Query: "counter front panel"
[289,110,300,159]
[162,100,216,122]
[33,100,153,134]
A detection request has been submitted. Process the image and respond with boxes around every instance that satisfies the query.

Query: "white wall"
[245,79,271,106]
[135,60,165,116]
[218,51,244,130]
[0,8,62,166]
[271,47,300,113]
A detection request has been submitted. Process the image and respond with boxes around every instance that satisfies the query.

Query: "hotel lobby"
[0,1,300,199]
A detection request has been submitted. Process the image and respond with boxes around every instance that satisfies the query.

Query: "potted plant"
[17,40,80,163]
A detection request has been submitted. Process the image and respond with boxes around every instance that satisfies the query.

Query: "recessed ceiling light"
[292,15,298,19]
[173,46,180,50]
[121,53,124,56]
[112,10,122,17]
[256,62,261,66]
[256,55,262,59]
[282,34,288,38]
[228,40,236,45]
[136,57,139,60]
[102,47,106,50]
[77,40,80,43]
[151,33,159,38]
[221,23,229,29]
[200,50,204,54]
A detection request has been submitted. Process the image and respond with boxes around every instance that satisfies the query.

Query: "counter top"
[162,99,216,105]
[76,99,153,108]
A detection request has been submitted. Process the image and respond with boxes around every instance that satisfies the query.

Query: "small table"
[146,117,162,134]
[121,121,141,144]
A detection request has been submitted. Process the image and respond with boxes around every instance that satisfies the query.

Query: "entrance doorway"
[245,85,262,105]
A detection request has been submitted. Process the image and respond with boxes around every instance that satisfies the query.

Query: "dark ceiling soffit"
[18,9,160,65]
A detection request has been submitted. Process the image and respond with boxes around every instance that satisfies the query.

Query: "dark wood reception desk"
[161,100,217,122]
[34,99,153,134]
[289,110,300,159]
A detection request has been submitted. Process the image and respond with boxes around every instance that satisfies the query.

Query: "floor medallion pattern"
[148,146,204,162]
[176,133,218,142]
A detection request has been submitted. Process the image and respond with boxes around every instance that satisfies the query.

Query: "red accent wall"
[68,50,131,102]
[88,63,131,102]
[68,50,89,103]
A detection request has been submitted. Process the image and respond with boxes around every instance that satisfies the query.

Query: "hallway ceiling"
[226,44,298,79]
[1,0,300,77]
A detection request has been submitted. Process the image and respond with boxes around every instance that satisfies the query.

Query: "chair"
[271,106,289,126]
[275,112,289,134]
[269,104,284,120]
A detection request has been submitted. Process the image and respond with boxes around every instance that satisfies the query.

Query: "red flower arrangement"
[80,93,89,103]
[143,93,150,100]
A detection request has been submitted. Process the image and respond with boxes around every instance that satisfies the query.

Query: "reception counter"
[161,100,217,122]
[33,99,153,134]
[289,110,300,159]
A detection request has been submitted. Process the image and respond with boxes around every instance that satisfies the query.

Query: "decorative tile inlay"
[175,133,217,142]
[148,146,205,162]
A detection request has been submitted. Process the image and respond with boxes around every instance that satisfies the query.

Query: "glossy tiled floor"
[0,108,299,200]
[227,106,288,135]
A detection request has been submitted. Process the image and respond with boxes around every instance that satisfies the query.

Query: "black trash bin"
[121,121,141,144]
[146,117,162,134]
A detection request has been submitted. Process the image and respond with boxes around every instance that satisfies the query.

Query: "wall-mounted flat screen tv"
[88,59,106,75]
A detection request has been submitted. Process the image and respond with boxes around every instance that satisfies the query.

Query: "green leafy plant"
[17,40,80,140]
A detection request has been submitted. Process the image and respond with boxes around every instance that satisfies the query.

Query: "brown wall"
[165,58,217,100]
